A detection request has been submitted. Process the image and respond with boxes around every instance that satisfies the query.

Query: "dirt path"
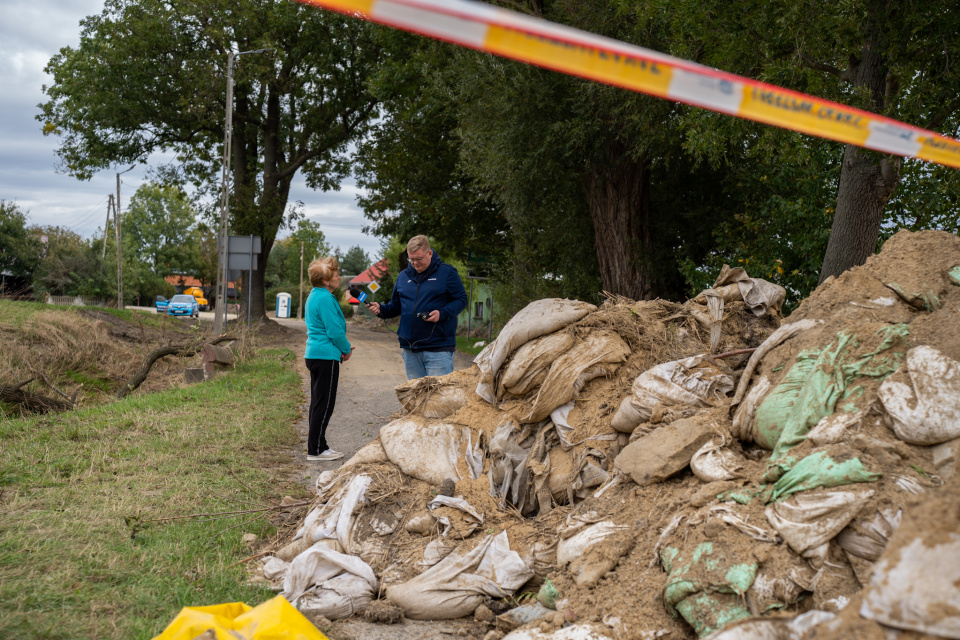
[270,318,484,640]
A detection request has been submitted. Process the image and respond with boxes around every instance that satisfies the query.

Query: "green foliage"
[0,201,41,279]
[336,245,371,277]
[123,182,199,276]
[265,219,330,294]
[30,226,108,298]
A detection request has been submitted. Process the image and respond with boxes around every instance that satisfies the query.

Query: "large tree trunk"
[583,145,656,300]
[819,2,900,283]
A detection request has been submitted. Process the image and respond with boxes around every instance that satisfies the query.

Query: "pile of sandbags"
[255,230,960,640]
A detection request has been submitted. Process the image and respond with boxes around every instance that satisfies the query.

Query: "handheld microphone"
[348,287,370,305]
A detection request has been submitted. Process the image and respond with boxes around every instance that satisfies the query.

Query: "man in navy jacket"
[369,235,468,379]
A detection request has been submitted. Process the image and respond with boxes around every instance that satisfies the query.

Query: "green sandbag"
[769,448,881,502]
[753,324,909,473]
[949,265,960,286]
[661,543,757,637]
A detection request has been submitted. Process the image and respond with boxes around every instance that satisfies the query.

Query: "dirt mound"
[261,230,960,640]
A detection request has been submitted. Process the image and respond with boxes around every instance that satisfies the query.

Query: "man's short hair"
[407,235,431,254]
[307,256,339,288]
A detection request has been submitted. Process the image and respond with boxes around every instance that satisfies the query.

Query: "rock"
[614,416,717,486]
[702,519,725,538]
[241,533,259,549]
[404,513,436,535]
[565,608,578,623]
[184,367,204,383]
[361,600,404,624]
[482,631,504,640]
[438,478,456,497]
[475,604,495,623]
[690,481,738,507]
[280,495,298,507]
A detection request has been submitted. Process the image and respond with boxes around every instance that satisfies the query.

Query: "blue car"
[155,295,169,314]
[167,294,199,318]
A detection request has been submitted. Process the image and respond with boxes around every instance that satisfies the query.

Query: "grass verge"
[0,348,307,639]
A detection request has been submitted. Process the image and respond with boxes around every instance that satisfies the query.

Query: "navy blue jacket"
[377,252,468,351]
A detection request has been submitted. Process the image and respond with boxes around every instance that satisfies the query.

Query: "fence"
[45,295,112,308]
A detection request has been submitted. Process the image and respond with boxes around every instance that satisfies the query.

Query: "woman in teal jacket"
[304,257,353,461]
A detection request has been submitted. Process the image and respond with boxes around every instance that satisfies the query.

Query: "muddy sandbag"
[475,299,596,404]
[765,489,875,562]
[379,418,462,485]
[859,484,960,638]
[280,545,377,619]
[691,437,745,482]
[523,331,630,423]
[386,531,533,620]
[611,356,734,433]
[501,330,576,398]
[396,376,469,419]
[835,505,901,562]
[697,264,787,318]
[557,521,629,566]
[879,345,960,445]
[769,446,881,502]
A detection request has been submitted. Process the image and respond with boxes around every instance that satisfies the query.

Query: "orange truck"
[182,287,209,312]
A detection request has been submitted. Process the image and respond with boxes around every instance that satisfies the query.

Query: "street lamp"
[213,47,273,335]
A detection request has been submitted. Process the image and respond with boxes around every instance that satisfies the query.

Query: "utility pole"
[114,165,135,310]
[298,241,304,320]
[214,47,273,335]
[102,195,113,261]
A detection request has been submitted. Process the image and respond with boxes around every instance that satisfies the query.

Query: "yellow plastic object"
[152,595,328,640]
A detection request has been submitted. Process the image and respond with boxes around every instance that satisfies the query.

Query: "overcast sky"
[0,0,383,259]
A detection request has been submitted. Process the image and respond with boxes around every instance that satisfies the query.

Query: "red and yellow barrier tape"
[295,0,960,170]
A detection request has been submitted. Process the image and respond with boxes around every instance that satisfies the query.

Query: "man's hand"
[426,310,440,322]
[342,347,354,363]
[368,301,380,315]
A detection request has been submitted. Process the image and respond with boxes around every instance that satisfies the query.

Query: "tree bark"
[583,144,656,300]
[819,1,900,283]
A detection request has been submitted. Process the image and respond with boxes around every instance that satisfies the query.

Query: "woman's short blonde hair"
[308,257,339,288]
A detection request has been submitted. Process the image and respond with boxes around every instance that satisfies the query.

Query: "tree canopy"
[39,0,383,319]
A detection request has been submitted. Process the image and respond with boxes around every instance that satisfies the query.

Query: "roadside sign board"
[368,281,380,293]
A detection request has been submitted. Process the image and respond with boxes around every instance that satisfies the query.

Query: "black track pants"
[305,358,340,455]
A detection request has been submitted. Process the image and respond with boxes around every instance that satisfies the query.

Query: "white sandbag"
[340,439,389,468]
[396,377,469,418]
[281,544,377,608]
[932,437,960,480]
[765,489,874,558]
[860,530,960,638]
[379,418,462,485]
[501,330,576,397]
[691,437,745,482]
[262,557,289,581]
[731,376,772,443]
[475,299,597,404]
[299,572,375,620]
[464,429,484,480]
[503,625,615,640]
[879,345,960,445]
[289,474,372,559]
[836,506,901,562]
[420,539,457,568]
[523,331,630,423]
[708,264,786,317]
[557,521,628,567]
[807,412,861,446]
[704,618,788,640]
[611,356,734,433]
[386,531,533,620]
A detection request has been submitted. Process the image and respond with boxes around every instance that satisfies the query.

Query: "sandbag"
[386,531,533,620]
[691,437,745,482]
[557,521,628,567]
[379,418,462,485]
[611,356,734,433]
[396,376,469,418]
[706,264,787,317]
[280,544,377,619]
[475,299,596,404]
[765,489,875,559]
[835,506,901,562]
[730,319,822,406]
[341,439,389,468]
[523,331,630,423]
[879,345,960,445]
[501,330,575,397]
[769,446,881,502]
[860,519,960,638]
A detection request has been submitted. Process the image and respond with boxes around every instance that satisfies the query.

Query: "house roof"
[349,259,389,285]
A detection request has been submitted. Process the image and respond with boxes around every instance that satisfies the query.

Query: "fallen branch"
[29,365,81,406]
[117,335,236,399]
[0,383,74,413]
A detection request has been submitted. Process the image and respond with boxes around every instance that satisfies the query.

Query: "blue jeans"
[402,349,455,379]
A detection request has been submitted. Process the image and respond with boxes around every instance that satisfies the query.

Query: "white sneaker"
[307,449,344,461]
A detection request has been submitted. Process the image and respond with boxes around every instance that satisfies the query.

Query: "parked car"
[155,295,169,314]
[182,286,209,311]
[167,294,199,318]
